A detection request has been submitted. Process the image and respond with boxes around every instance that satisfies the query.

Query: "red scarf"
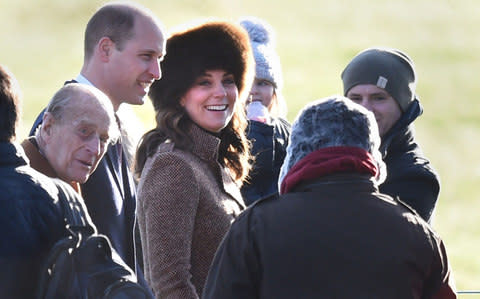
[280,146,378,194]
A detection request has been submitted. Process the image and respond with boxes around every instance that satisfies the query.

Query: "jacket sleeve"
[379,166,439,222]
[138,153,200,299]
[0,185,65,298]
[202,211,259,299]
[428,238,457,299]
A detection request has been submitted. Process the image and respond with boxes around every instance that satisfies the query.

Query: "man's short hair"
[83,2,159,60]
[0,65,22,142]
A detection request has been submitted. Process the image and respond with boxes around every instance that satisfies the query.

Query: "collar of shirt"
[75,74,95,86]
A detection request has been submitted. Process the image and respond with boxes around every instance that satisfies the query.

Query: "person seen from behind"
[203,96,456,299]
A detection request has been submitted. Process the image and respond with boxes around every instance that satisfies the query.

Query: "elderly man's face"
[43,98,113,183]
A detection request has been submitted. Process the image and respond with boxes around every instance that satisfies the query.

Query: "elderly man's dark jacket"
[203,173,456,299]
[0,142,67,298]
[379,99,440,222]
[29,81,138,273]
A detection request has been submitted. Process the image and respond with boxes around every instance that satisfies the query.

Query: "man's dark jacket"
[203,173,456,299]
[379,99,440,222]
[0,142,67,298]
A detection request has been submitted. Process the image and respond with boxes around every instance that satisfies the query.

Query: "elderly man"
[0,66,89,298]
[203,96,456,299]
[22,83,118,192]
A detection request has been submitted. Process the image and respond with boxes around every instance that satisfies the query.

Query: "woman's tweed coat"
[136,124,246,299]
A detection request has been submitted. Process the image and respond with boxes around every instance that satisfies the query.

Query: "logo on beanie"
[376,76,388,89]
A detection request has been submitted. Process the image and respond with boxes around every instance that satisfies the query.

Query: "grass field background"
[1,0,479,291]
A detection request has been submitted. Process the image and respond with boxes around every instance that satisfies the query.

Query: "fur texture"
[279,96,386,186]
[149,20,255,110]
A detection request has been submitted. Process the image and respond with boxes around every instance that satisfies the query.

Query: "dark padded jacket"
[29,80,138,274]
[241,118,290,205]
[203,174,456,299]
[379,99,440,222]
[29,79,150,292]
[0,142,70,298]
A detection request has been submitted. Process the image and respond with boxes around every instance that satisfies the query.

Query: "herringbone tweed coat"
[136,124,245,299]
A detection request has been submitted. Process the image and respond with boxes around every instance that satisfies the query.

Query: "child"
[240,17,291,205]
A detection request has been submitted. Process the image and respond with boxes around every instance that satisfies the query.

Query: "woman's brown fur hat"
[149,20,255,111]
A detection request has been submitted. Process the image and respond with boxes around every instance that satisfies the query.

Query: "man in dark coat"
[341,47,440,222]
[28,2,166,289]
[203,96,456,299]
[0,64,84,298]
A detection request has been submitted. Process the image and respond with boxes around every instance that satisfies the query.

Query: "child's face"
[248,78,275,110]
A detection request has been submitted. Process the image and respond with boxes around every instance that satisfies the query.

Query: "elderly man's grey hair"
[44,83,120,143]
[278,95,386,188]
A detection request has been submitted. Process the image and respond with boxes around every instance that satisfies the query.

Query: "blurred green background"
[1,0,479,291]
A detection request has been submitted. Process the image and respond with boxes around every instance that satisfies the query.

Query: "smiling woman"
[180,70,238,133]
[133,20,255,298]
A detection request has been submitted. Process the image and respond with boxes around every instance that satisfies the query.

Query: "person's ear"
[97,37,115,62]
[41,112,55,140]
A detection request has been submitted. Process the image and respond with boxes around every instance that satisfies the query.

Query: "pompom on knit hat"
[278,95,386,188]
[341,47,417,112]
[148,20,255,110]
[240,17,283,90]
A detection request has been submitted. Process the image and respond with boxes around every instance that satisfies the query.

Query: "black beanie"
[341,48,417,112]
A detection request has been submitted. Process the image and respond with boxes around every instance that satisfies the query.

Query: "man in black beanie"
[341,47,440,222]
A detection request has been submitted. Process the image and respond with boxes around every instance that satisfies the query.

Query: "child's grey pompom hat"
[240,17,283,90]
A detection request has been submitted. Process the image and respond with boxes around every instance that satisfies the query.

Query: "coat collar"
[380,99,422,157]
[292,173,379,195]
[0,141,29,167]
[280,147,379,194]
[186,124,246,209]
[20,137,81,194]
[188,123,221,163]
